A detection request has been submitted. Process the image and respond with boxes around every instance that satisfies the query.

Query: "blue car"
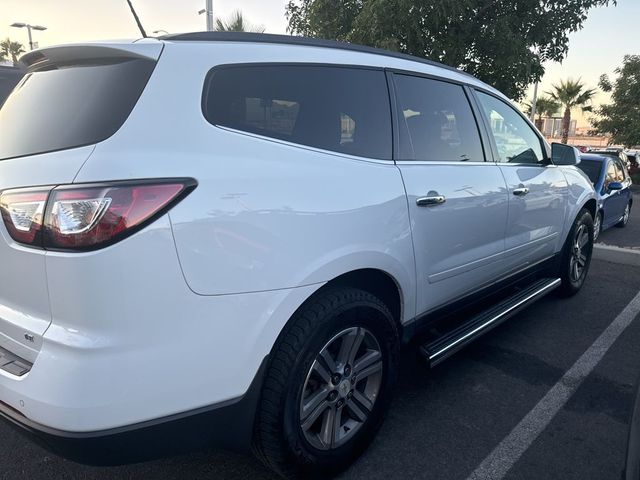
[577,153,633,240]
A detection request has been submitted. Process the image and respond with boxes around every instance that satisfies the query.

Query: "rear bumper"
[0,356,267,465]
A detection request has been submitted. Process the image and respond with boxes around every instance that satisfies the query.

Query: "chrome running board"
[420,278,561,367]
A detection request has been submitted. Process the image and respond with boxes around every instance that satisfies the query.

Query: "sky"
[1,0,637,126]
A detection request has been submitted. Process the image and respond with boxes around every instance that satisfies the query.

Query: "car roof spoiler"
[20,41,163,71]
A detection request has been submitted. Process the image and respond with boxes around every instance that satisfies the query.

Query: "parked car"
[0,33,597,478]
[626,151,640,176]
[577,153,632,240]
[589,148,632,171]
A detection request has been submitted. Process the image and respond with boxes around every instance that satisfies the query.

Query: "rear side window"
[393,74,485,162]
[0,59,156,161]
[203,65,392,160]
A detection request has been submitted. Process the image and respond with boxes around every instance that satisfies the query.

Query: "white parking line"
[466,289,640,480]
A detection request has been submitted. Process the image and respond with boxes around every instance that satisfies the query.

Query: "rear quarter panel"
[73,41,417,322]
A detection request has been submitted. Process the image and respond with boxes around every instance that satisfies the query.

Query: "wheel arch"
[583,198,597,220]
[321,268,404,329]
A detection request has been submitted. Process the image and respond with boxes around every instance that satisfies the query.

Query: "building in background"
[538,115,612,148]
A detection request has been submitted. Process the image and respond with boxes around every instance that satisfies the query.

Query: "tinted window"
[476,91,544,164]
[577,159,602,185]
[0,59,155,161]
[393,75,484,162]
[204,65,392,160]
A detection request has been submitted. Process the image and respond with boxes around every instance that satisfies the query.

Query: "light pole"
[529,45,540,123]
[10,22,47,50]
[198,0,214,31]
[530,81,539,123]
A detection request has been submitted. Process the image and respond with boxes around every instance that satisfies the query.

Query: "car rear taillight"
[0,179,196,251]
[0,188,50,245]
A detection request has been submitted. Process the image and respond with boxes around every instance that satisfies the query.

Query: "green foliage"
[286,0,616,99]
[547,78,596,112]
[547,78,596,143]
[592,55,640,148]
[215,10,265,33]
[525,95,560,119]
[0,38,26,66]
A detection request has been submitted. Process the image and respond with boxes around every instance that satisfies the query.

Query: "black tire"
[616,201,632,228]
[253,287,399,479]
[557,208,594,297]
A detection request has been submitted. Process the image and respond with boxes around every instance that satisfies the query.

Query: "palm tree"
[525,96,560,130]
[214,10,265,33]
[0,38,25,66]
[547,79,597,144]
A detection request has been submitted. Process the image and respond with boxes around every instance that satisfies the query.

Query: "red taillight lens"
[0,188,51,245]
[0,179,195,250]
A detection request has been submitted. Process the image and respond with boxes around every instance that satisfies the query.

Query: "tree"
[286,0,616,100]
[592,55,640,148]
[525,96,560,130]
[0,38,26,66]
[547,79,596,144]
[215,10,265,33]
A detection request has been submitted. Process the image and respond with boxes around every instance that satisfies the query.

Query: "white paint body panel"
[0,39,596,432]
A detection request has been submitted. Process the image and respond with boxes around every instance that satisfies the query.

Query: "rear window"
[203,65,392,160]
[0,58,155,161]
[577,159,603,185]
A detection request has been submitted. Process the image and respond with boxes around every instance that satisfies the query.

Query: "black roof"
[161,32,473,80]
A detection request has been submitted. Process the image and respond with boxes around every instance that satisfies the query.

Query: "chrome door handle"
[513,187,530,196]
[416,195,446,206]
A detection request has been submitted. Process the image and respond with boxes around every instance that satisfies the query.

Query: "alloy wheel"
[569,223,590,283]
[299,327,383,450]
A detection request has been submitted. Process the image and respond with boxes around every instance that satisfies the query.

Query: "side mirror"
[551,143,581,166]
[608,182,623,191]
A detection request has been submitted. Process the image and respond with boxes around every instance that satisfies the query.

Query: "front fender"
[560,166,598,245]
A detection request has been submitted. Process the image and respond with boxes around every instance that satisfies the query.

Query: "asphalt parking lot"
[1,257,640,480]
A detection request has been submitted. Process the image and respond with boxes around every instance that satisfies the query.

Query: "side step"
[420,277,561,367]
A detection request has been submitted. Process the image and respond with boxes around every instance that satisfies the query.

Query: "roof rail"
[160,31,473,79]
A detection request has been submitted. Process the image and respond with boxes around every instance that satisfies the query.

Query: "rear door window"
[203,65,392,160]
[0,58,156,161]
[393,74,485,162]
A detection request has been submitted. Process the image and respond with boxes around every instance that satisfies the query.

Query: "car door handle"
[416,195,446,206]
[512,187,530,196]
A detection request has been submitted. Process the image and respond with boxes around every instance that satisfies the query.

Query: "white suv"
[0,32,596,478]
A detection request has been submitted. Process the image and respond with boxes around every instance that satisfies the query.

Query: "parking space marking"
[466,289,640,480]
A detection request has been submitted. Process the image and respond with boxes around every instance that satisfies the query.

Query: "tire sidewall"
[280,295,398,475]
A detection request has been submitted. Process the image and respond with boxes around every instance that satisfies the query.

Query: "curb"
[593,244,640,266]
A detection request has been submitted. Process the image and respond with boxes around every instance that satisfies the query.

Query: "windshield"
[0,58,155,161]
[577,159,603,185]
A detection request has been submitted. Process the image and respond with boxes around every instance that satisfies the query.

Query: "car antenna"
[125,0,148,38]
